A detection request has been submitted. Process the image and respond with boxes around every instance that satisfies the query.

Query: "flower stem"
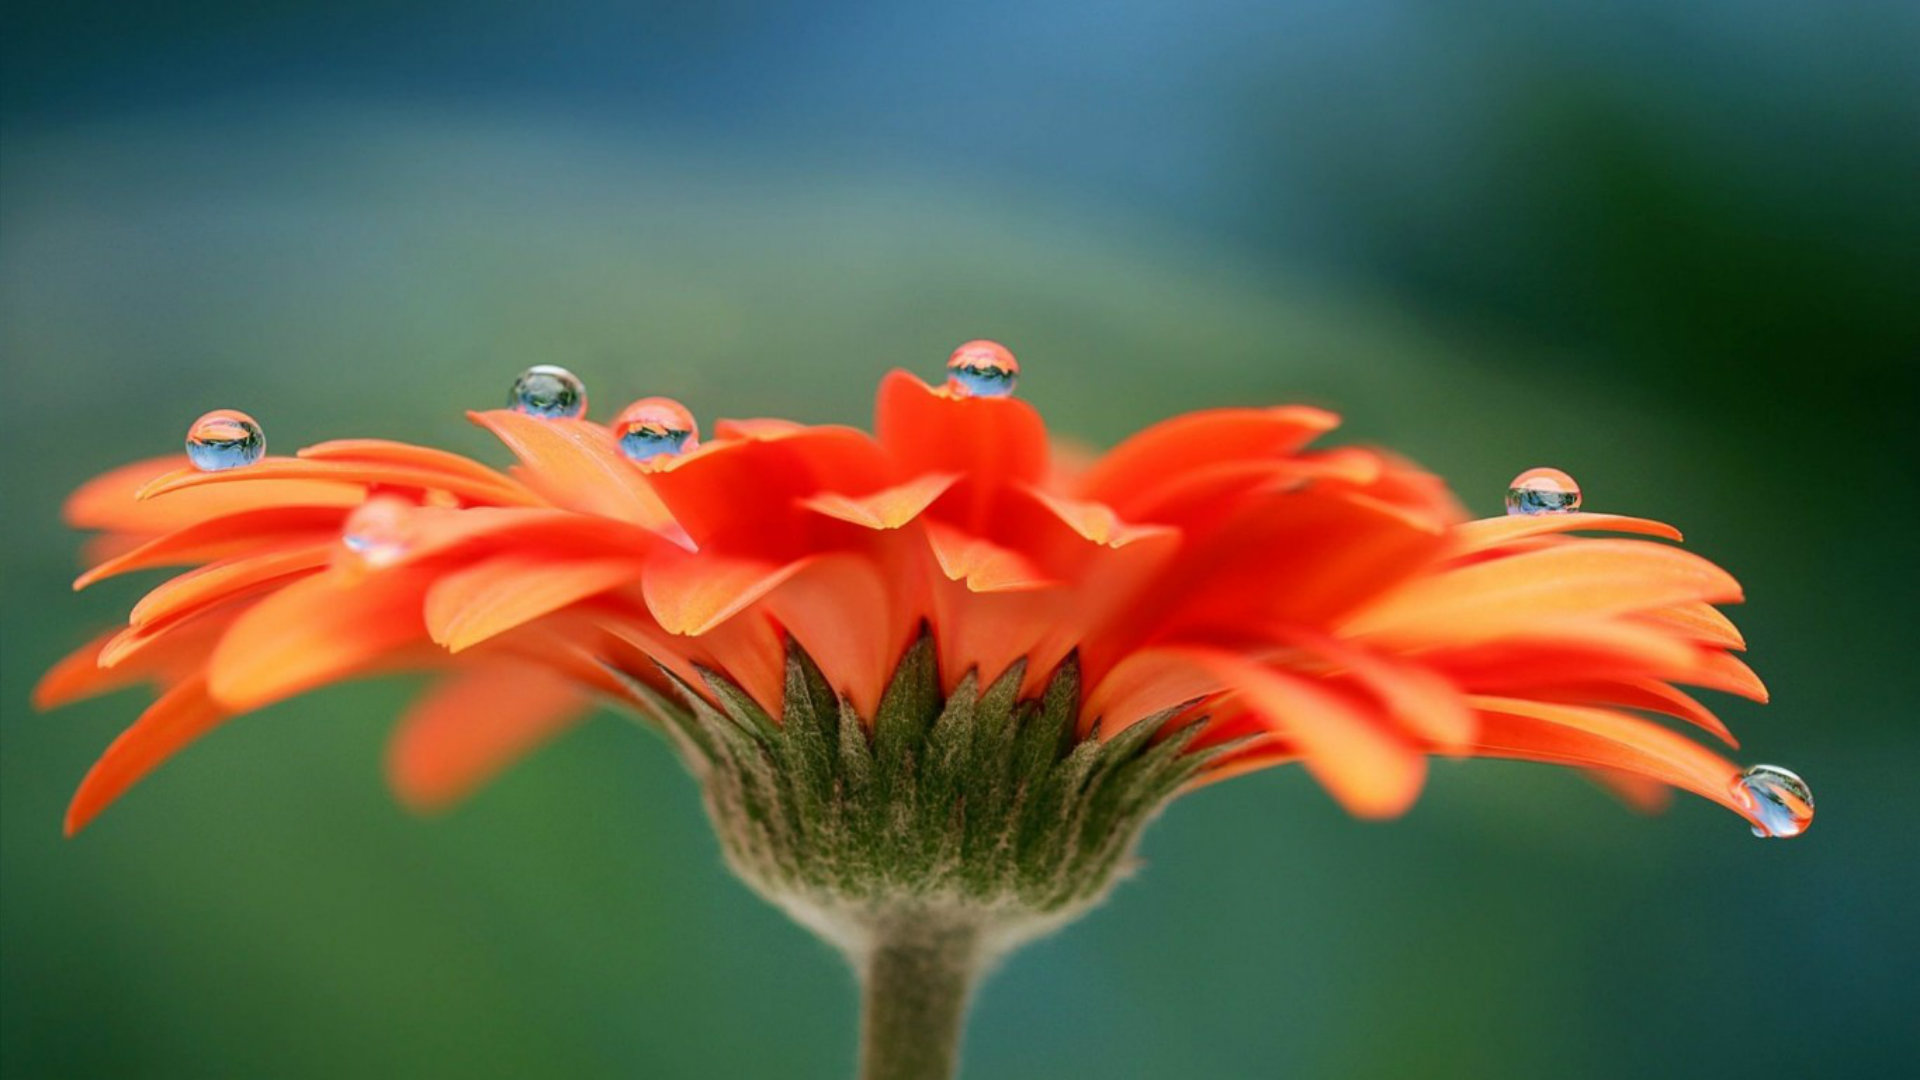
[857,920,983,1080]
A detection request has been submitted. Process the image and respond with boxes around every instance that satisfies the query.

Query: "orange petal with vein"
[207,570,434,710]
[467,410,673,524]
[642,548,815,636]
[426,555,645,652]
[1347,540,1743,644]
[68,456,362,533]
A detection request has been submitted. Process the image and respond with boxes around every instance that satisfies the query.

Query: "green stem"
[857,921,983,1080]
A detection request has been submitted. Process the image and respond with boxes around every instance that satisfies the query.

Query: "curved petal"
[298,438,527,491]
[74,506,349,588]
[207,569,436,710]
[802,473,958,531]
[467,410,673,525]
[875,371,1048,523]
[1465,696,1750,821]
[1346,539,1744,645]
[1449,513,1684,555]
[1180,648,1427,817]
[425,555,645,653]
[386,663,591,811]
[1075,405,1339,512]
[642,548,815,636]
[66,678,228,836]
[129,543,335,629]
[759,553,910,718]
[68,456,361,533]
[136,457,530,509]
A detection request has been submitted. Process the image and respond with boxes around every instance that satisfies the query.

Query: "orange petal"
[1687,650,1769,702]
[645,426,891,547]
[74,506,349,588]
[207,569,435,710]
[425,555,645,652]
[1585,769,1676,813]
[1076,405,1339,511]
[68,456,361,533]
[1083,647,1227,736]
[1182,649,1426,817]
[1266,627,1476,750]
[759,554,909,718]
[298,438,527,491]
[1449,513,1684,554]
[467,410,673,524]
[1424,619,1705,693]
[34,632,131,709]
[66,678,227,835]
[642,548,815,636]
[1019,486,1175,549]
[129,543,335,629]
[1465,696,1748,818]
[385,663,591,812]
[1346,539,1744,645]
[1143,488,1447,640]
[875,371,1049,519]
[1537,679,1736,746]
[802,473,959,530]
[137,457,530,509]
[1634,602,1747,651]
[922,520,1056,592]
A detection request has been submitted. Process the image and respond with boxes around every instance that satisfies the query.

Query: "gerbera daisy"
[37,343,1810,1080]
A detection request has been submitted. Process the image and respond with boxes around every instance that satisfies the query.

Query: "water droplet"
[946,340,1019,398]
[1733,764,1814,838]
[185,409,265,471]
[614,397,699,464]
[509,365,588,419]
[341,496,413,568]
[1505,467,1581,515]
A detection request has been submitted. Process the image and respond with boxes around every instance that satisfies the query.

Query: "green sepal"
[635,631,1213,920]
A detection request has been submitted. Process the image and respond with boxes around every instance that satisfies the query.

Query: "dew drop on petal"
[185,409,265,471]
[1505,467,1581,516]
[509,365,588,419]
[341,496,413,568]
[945,340,1019,398]
[1732,764,1814,838]
[614,397,699,464]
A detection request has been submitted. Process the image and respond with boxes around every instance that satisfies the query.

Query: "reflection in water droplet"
[614,397,699,464]
[509,365,588,419]
[342,496,413,568]
[1505,467,1582,516]
[945,340,1020,398]
[185,409,266,471]
[1733,764,1814,838]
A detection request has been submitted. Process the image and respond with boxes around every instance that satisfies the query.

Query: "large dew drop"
[1733,764,1814,838]
[1505,467,1581,516]
[185,409,266,472]
[946,340,1020,398]
[341,496,414,568]
[614,397,699,464]
[509,365,588,419]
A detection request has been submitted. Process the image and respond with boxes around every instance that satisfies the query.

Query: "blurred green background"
[3,2,1915,1077]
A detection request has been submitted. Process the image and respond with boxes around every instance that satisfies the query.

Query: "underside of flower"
[632,633,1221,955]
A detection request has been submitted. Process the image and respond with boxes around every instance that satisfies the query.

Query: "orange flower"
[38,356,1799,842]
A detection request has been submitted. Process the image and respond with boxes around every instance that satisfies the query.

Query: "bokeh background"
[3,2,1916,1077]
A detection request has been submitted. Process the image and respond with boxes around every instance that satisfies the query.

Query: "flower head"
[39,350,1799,851]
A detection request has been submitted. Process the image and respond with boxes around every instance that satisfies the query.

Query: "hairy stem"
[857,921,983,1080]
